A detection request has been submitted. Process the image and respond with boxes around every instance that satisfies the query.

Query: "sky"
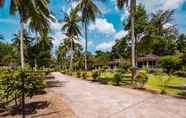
[0,0,186,53]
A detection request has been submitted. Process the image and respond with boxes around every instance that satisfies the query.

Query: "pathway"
[50,72,186,118]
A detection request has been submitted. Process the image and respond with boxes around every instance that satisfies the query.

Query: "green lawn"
[146,74,186,96]
[70,70,186,97]
[100,71,186,97]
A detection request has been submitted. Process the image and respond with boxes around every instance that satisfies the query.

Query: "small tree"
[158,55,181,74]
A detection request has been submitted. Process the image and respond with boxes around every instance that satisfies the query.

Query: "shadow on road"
[46,80,67,88]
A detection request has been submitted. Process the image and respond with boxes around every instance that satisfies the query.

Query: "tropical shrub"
[112,72,123,86]
[92,71,99,81]
[82,72,87,79]
[158,55,181,74]
[0,69,46,108]
[76,71,81,78]
[135,72,148,88]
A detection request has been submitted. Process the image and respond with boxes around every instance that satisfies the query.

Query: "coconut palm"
[62,9,81,71]
[29,12,51,70]
[9,0,50,117]
[116,0,136,82]
[75,0,100,70]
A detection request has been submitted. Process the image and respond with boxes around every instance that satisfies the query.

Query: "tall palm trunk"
[20,21,25,118]
[20,22,25,69]
[34,32,38,71]
[84,20,88,70]
[70,38,73,71]
[131,0,136,84]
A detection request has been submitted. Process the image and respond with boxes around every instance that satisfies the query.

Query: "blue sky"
[0,0,186,53]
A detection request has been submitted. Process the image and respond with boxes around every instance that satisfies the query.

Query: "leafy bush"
[82,72,87,79]
[76,71,81,78]
[92,71,99,81]
[112,72,123,86]
[118,63,131,72]
[0,69,46,108]
[158,55,181,74]
[135,72,148,88]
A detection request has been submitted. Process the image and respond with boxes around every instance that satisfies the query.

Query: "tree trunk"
[20,22,24,69]
[130,0,136,84]
[84,20,88,71]
[70,38,73,71]
[20,21,25,118]
[34,32,38,71]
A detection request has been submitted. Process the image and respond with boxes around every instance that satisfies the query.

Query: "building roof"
[138,54,159,62]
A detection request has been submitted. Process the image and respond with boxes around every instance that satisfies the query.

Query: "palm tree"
[62,9,81,71]
[29,9,51,70]
[11,30,33,63]
[116,0,136,82]
[75,0,100,70]
[9,0,50,117]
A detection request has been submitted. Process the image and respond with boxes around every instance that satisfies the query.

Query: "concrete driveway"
[50,72,186,118]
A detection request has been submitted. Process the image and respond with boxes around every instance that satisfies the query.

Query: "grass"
[68,70,186,97]
[96,71,186,97]
[146,74,186,96]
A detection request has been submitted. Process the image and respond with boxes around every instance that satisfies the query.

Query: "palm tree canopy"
[116,0,129,9]
[62,9,81,37]
[76,0,101,22]
[10,0,50,23]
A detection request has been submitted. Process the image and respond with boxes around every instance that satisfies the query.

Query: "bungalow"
[137,54,159,68]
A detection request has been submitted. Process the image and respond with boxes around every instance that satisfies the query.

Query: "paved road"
[50,72,186,118]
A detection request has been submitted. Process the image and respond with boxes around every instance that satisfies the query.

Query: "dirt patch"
[0,90,75,118]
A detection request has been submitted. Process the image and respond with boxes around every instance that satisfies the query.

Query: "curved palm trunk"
[20,21,25,118]
[131,0,136,84]
[84,20,88,70]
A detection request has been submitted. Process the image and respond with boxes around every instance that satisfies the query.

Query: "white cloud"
[163,23,173,29]
[115,30,128,39]
[162,0,184,10]
[138,0,184,12]
[50,21,63,31]
[52,32,66,47]
[77,39,94,47]
[96,41,115,51]
[89,18,116,33]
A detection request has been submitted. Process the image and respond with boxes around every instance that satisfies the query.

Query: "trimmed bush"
[82,72,87,79]
[113,72,123,86]
[92,71,99,81]
[135,72,148,88]
[76,71,81,78]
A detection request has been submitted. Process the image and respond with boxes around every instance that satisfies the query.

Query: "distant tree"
[0,42,16,65]
[158,55,181,74]
[111,36,129,59]
[76,0,101,70]
[93,50,112,67]
[177,34,186,53]
[62,8,81,71]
